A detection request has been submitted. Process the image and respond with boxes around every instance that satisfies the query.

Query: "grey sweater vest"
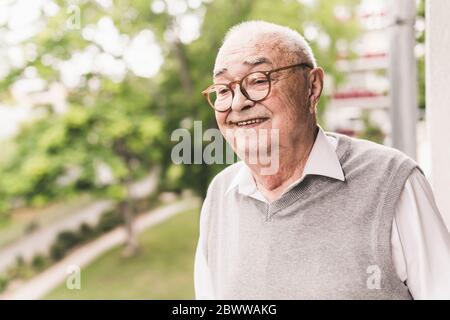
[200,132,421,299]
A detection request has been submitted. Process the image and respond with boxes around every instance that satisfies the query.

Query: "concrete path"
[0,200,113,274]
[0,170,160,274]
[0,197,199,300]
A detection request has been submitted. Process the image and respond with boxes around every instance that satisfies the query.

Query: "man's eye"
[250,78,268,85]
[218,88,230,95]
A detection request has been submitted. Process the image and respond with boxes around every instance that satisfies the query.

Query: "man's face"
[213,37,312,160]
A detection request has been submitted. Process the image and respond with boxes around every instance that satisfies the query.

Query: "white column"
[426,0,450,228]
[388,0,418,159]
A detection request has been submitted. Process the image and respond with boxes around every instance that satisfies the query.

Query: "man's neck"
[250,126,318,203]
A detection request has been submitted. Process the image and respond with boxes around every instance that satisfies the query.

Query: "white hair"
[221,20,317,67]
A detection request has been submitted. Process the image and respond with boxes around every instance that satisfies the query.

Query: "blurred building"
[324,0,393,145]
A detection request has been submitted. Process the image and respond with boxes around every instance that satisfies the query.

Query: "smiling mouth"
[233,118,269,127]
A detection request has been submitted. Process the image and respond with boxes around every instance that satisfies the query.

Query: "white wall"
[426,0,450,229]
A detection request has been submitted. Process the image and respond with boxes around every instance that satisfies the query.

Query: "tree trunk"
[119,198,139,257]
[171,40,194,96]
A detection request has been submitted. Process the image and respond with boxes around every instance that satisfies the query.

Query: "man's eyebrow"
[243,56,272,67]
[214,68,227,78]
[213,57,273,78]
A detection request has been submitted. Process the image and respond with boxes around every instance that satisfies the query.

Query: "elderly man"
[194,21,450,299]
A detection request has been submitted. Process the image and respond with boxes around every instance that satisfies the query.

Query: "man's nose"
[230,84,254,112]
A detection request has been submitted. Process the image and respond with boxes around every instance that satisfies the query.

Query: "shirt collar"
[225,126,345,196]
[302,126,345,181]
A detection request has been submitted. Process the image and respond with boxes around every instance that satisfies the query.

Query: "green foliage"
[417,0,425,110]
[78,223,96,241]
[0,276,8,293]
[96,209,124,233]
[31,254,51,272]
[50,230,82,260]
[0,0,360,215]
[5,255,34,281]
[357,111,385,144]
[49,208,123,261]
[165,164,185,191]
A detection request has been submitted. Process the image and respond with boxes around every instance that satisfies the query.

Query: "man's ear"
[308,67,324,114]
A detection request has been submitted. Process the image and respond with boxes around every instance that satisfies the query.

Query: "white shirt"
[195,128,450,299]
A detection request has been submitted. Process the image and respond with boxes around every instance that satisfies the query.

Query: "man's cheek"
[215,112,227,127]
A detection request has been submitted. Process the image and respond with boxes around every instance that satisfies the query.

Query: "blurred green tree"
[416,0,425,110]
[0,0,359,252]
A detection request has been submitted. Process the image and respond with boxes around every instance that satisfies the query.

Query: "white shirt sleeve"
[194,195,215,299]
[391,168,450,299]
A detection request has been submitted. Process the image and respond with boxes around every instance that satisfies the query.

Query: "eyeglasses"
[201,63,313,112]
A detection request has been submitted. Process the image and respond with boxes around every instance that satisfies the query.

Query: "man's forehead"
[213,54,273,78]
[213,42,277,77]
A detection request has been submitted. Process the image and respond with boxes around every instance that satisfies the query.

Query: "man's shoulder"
[330,132,422,174]
[331,132,413,162]
[206,161,245,195]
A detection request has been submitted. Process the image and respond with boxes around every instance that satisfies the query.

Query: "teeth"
[236,118,265,126]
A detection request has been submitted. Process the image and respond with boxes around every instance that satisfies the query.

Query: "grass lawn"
[44,208,200,299]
